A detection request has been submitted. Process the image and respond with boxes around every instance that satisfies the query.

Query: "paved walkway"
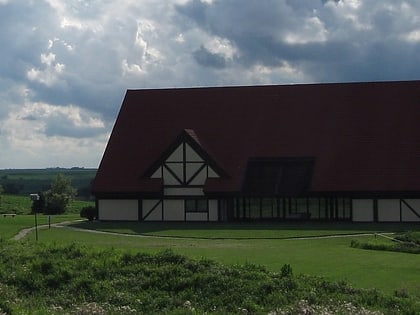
[12,220,84,241]
[12,221,396,241]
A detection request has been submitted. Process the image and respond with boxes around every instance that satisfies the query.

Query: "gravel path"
[12,220,84,241]
[12,222,395,241]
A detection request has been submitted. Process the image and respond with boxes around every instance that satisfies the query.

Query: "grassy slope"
[2,243,418,315]
[28,224,420,297]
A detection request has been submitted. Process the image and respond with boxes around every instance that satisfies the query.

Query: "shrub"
[80,206,97,221]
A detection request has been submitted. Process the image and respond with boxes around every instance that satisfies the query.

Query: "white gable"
[166,144,183,162]
[147,139,223,187]
[185,143,203,162]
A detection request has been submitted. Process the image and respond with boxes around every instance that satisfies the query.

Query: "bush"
[80,206,97,221]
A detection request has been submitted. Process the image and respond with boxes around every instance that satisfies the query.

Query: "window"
[242,157,315,195]
[185,199,208,212]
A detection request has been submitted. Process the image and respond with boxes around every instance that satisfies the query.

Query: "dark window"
[185,199,208,212]
[242,158,315,196]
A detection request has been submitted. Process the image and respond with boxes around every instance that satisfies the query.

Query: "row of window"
[185,199,208,213]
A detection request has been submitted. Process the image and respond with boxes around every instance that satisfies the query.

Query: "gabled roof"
[143,128,228,178]
[93,80,420,196]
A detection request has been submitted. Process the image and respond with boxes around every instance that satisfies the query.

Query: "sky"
[1,0,420,169]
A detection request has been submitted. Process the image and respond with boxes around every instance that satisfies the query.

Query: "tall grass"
[0,242,418,314]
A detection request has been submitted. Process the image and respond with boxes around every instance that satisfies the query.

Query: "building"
[92,81,420,222]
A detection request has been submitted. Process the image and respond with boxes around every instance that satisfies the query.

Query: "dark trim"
[164,184,204,188]
[186,163,207,185]
[138,199,142,222]
[163,164,184,185]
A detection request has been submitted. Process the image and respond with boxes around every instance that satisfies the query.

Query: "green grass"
[25,223,420,297]
[0,194,32,214]
[0,214,81,240]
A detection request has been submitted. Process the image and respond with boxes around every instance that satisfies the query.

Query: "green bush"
[80,206,97,221]
[350,237,420,254]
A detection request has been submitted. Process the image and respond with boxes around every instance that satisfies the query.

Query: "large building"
[92,81,420,222]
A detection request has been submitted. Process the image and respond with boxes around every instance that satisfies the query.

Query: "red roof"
[93,81,420,196]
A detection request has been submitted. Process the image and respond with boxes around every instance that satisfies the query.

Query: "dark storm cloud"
[193,45,226,68]
[1,0,420,168]
[177,0,420,82]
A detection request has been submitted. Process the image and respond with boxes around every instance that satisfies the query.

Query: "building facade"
[93,81,420,223]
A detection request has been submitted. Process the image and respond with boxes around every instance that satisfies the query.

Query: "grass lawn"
[0,214,81,240]
[23,221,420,297]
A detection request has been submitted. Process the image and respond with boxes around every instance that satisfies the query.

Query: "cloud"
[193,46,226,68]
[1,0,420,168]
[176,0,420,82]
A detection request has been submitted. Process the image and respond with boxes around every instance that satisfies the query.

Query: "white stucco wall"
[352,199,374,222]
[164,187,204,196]
[163,199,184,221]
[377,199,400,222]
[98,199,138,221]
[208,199,218,221]
[142,199,163,221]
[401,199,420,222]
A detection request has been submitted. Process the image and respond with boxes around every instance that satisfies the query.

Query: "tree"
[0,184,3,209]
[44,174,77,214]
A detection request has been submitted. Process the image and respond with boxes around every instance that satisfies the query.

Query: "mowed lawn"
[0,214,81,240]
[18,221,420,297]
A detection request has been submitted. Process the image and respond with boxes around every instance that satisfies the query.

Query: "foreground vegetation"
[351,231,420,254]
[22,222,420,297]
[0,242,419,315]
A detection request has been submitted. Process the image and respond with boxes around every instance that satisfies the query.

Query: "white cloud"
[284,16,328,44]
[1,0,420,168]
[27,52,66,86]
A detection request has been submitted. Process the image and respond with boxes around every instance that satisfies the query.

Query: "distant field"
[0,194,94,215]
[0,168,96,196]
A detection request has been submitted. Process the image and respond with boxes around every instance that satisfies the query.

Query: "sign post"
[30,194,40,241]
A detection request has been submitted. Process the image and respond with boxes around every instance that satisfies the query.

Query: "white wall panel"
[401,199,420,222]
[378,199,400,222]
[352,199,374,222]
[167,144,183,162]
[188,167,207,185]
[186,143,203,161]
[164,187,204,196]
[163,199,184,221]
[163,167,181,185]
[208,199,218,221]
[142,199,163,221]
[98,199,138,221]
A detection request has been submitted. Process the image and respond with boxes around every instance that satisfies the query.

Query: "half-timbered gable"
[139,129,225,221]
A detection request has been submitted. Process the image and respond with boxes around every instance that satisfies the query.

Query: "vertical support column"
[138,199,142,222]
[373,199,378,222]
